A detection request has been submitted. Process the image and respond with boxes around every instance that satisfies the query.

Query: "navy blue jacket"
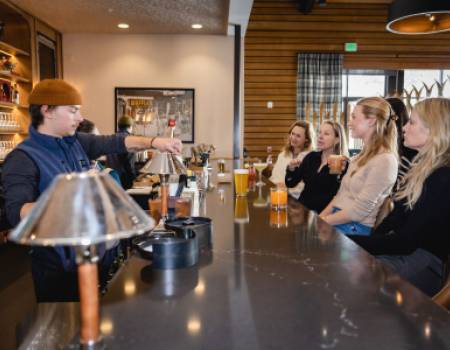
[2,125,128,300]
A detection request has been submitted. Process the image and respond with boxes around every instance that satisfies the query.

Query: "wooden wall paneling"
[244,0,450,158]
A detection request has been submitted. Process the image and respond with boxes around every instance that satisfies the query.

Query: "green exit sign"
[345,42,358,52]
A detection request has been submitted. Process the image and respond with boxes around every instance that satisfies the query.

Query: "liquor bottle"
[12,83,19,104]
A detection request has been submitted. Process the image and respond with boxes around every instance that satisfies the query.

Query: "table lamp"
[140,151,186,226]
[9,171,155,349]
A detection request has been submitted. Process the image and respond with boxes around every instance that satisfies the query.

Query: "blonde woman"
[270,120,314,198]
[285,121,348,212]
[350,98,450,296]
[320,97,398,235]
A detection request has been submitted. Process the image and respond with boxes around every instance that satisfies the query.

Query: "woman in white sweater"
[270,120,314,198]
[320,97,398,235]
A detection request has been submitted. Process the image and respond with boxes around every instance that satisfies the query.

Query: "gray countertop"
[14,176,450,349]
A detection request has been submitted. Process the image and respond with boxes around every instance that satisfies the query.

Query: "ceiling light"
[118,23,129,29]
[386,0,450,35]
[191,24,203,29]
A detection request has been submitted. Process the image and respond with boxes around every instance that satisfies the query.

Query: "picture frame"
[115,87,195,143]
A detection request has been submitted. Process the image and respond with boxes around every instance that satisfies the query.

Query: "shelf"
[0,70,30,83]
[0,130,25,135]
[0,41,30,57]
[0,101,28,109]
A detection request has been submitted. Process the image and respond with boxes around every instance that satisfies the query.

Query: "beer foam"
[234,169,249,174]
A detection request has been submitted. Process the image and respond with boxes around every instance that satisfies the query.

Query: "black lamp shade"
[387,0,450,34]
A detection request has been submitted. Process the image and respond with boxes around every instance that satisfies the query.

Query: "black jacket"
[285,151,345,213]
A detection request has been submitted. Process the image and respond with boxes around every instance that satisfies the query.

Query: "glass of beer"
[328,155,345,175]
[270,209,288,228]
[149,198,162,223]
[270,187,288,210]
[175,197,191,217]
[234,169,249,196]
[253,162,267,187]
[218,159,226,174]
[234,196,249,224]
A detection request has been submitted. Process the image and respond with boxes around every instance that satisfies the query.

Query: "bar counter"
[10,172,450,349]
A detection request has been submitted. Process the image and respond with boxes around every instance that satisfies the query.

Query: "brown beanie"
[28,79,82,106]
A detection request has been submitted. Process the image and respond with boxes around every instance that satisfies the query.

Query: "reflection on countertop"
[10,166,450,349]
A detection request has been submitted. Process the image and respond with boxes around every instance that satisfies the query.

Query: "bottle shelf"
[0,41,30,57]
[0,70,30,83]
[0,101,28,109]
[0,130,24,135]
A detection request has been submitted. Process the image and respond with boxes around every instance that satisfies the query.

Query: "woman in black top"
[349,98,450,296]
[285,121,348,213]
[386,97,418,191]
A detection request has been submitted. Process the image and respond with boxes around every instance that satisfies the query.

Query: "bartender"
[2,79,182,302]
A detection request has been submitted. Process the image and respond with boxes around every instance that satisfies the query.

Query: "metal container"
[134,229,198,269]
[165,216,212,249]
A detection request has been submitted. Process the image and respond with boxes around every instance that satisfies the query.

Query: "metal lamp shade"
[387,0,450,34]
[140,151,186,175]
[8,171,155,246]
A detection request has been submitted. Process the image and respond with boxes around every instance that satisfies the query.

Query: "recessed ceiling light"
[191,24,203,29]
[118,23,129,29]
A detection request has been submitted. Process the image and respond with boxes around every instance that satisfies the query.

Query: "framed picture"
[115,87,195,143]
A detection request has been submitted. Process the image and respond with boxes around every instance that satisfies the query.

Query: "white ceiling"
[10,0,251,35]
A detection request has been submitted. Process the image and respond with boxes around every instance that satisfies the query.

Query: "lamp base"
[79,337,105,350]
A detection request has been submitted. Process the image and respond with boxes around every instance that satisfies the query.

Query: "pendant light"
[386,0,450,35]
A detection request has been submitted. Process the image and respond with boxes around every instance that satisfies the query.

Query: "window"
[342,70,393,150]
[403,70,441,104]
[341,68,448,151]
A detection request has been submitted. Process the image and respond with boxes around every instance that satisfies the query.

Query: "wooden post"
[78,262,100,345]
[160,184,168,217]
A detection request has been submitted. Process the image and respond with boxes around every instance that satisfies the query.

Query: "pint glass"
[234,169,249,196]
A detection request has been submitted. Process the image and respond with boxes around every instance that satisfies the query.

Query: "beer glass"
[149,198,162,223]
[175,197,191,217]
[234,169,249,196]
[270,209,288,228]
[328,155,345,175]
[217,159,226,174]
[270,187,288,210]
[234,196,249,224]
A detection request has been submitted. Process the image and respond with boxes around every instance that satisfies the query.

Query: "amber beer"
[270,187,288,210]
[234,169,249,196]
[234,196,249,224]
[328,155,345,175]
[270,209,288,228]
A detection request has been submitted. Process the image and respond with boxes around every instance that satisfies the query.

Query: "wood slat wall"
[244,0,450,158]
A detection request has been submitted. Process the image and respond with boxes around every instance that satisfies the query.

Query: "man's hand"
[152,137,183,154]
[20,202,35,219]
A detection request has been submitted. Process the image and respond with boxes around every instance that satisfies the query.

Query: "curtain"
[296,53,343,127]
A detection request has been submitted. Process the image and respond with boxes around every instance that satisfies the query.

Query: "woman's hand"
[287,158,301,171]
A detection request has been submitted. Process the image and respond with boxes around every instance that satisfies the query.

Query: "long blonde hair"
[352,97,398,175]
[396,98,450,208]
[322,120,349,157]
[283,120,314,155]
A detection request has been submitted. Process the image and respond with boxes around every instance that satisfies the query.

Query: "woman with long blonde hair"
[285,120,348,212]
[350,98,450,296]
[320,97,398,235]
[270,120,314,198]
